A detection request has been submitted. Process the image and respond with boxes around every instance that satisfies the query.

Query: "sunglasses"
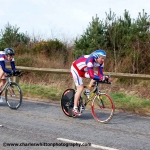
[6,55,14,58]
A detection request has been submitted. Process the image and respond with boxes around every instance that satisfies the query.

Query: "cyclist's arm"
[86,57,102,80]
[10,60,16,71]
[97,65,105,80]
[0,61,12,74]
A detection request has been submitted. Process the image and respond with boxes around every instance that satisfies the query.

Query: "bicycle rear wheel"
[61,89,76,117]
[5,82,22,110]
[91,94,115,123]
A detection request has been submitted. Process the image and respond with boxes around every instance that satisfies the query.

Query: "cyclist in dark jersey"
[0,48,20,102]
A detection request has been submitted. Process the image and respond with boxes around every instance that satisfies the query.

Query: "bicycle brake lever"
[17,73,23,77]
[5,73,12,77]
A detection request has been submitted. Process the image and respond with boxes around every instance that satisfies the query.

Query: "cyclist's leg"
[84,72,97,88]
[0,67,5,102]
[71,66,84,116]
[0,67,5,90]
[74,84,84,108]
[89,79,95,87]
[84,72,96,97]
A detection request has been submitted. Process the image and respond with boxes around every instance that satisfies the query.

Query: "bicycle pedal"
[79,105,85,113]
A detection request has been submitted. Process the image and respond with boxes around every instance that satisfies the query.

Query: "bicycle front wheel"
[5,82,22,110]
[91,94,115,123]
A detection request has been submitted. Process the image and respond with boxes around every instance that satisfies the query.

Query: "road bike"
[61,80,115,123]
[0,72,23,110]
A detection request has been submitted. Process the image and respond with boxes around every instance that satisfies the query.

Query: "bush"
[15,55,35,67]
[31,39,69,65]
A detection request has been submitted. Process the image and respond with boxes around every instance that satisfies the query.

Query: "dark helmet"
[4,48,15,56]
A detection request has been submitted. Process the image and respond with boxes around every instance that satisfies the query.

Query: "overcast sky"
[0,0,150,40]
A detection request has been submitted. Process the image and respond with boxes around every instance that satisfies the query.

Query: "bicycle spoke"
[91,94,115,123]
[5,83,22,109]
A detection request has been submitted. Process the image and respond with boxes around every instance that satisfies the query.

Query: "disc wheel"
[61,89,76,117]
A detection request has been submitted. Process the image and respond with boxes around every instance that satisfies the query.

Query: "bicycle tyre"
[61,89,76,117]
[5,82,22,110]
[91,93,115,123]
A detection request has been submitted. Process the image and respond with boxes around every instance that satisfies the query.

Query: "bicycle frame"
[83,81,106,106]
[0,77,11,94]
[1,73,23,110]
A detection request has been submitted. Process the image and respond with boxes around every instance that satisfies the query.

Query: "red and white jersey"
[72,55,104,80]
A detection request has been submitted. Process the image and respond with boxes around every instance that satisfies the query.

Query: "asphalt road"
[0,99,150,150]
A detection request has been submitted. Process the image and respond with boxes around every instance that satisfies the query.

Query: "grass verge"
[111,92,150,116]
[20,83,62,102]
[20,83,150,116]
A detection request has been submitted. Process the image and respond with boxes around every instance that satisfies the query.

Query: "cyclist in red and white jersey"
[71,50,111,116]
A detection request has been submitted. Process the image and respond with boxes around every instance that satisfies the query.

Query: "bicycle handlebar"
[5,72,24,77]
[84,80,111,88]
[91,80,111,88]
[96,80,111,84]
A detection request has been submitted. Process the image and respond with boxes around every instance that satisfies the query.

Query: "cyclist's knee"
[0,68,4,79]
[76,84,84,94]
[77,84,84,90]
